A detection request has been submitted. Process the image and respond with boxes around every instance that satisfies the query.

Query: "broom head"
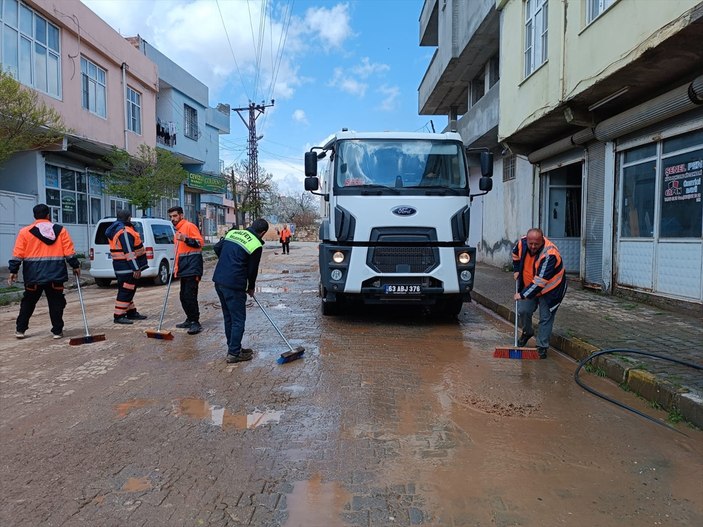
[277,346,305,364]
[494,346,541,360]
[69,334,106,346]
[145,329,174,340]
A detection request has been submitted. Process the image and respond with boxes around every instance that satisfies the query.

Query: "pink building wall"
[28,0,158,156]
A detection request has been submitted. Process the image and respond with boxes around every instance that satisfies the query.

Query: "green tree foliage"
[102,144,188,212]
[0,69,69,166]
[226,161,272,221]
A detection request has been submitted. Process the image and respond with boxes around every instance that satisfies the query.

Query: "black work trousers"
[179,275,200,322]
[16,282,66,335]
[281,241,290,254]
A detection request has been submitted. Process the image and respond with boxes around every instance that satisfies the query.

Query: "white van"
[89,217,176,287]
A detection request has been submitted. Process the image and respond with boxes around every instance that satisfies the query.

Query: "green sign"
[187,173,227,193]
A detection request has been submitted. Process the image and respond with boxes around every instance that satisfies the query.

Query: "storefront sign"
[663,159,702,203]
[187,173,227,193]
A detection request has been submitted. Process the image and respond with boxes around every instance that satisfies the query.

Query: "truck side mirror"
[305,177,319,191]
[479,176,493,192]
[305,151,318,177]
[480,151,493,178]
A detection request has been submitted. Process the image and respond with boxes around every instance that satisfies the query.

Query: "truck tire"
[153,260,170,285]
[95,278,112,288]
[442,297,463,318]
[321,298,339,316]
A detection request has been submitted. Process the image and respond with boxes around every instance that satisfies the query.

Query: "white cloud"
[377,84,401,112]
[292,109,308,124]
[353,57,390,78]
[303,4,353,50]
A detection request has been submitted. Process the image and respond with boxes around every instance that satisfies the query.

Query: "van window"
[152,224,174,244]
[94,221,145,244]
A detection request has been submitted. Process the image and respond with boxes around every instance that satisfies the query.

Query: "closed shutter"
[585,142,605,287]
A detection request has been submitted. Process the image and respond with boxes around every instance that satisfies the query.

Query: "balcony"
[156,120,177,147]
[455,82,499,149]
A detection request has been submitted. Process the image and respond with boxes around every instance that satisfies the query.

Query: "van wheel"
[95,278,112,287]
[154,260,169,285]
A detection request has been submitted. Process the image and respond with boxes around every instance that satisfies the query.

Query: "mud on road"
[1,242,702,526]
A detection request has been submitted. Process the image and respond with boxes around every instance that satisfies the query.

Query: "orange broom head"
[145,330,174,340]
[493,346,541,360]
[68,334,106,346]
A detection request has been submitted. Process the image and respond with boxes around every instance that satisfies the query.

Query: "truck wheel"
[442,298,463,318]
[154,260,170,285]
[95,278,112,288]
[321,298,339,316]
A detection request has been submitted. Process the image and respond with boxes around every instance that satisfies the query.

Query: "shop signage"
[663,159,702,203]
[187,173,227,193]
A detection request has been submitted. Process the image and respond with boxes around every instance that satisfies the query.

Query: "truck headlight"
[460,270,472,281]
[330,269,343,281]
[332,251,345,263]
[457,252,471,264]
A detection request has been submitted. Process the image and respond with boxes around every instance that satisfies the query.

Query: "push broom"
[494,281,540,360]
[145,240,179,340]
[69,274,106,345]
[252,295,305,364]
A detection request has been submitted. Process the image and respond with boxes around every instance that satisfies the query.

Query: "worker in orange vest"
[279,224,292,254]
[8,204,81,339]
[168,206,204,335]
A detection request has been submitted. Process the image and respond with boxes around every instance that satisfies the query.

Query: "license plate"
[384,284,421,294]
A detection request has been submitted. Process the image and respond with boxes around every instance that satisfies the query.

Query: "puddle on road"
[174,398,283,429]
[283,473,351,527]
[121,477,152,492]
[255,286,289,293]
[115,399,155,418]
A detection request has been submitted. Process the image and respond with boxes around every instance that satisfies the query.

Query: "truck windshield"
[335,139,467,190]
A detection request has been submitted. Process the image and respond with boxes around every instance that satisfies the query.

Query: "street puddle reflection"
[255,286,289,293]
[121,477,152,492]
[174,398,283,429]
[283,473,350,527]
[115,399,154,418]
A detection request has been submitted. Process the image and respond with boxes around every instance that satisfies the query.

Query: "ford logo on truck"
[392,206,417,217]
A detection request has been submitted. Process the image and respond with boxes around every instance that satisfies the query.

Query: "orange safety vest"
[173,219,204,277]
[108,223,148,276]
[280,227,291,243]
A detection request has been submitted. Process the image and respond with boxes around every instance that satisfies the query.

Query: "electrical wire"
[216,0,250,102]
[574,349,702,435]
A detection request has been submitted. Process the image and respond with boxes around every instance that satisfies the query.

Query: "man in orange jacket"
[168,206,204,335]
[279,224,292,254]
[8,204,81,339]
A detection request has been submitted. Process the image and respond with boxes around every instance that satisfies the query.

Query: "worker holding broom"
[107,210,149,325]
[168,206,204,335]
[213,218,269,364]
[8,204,81,339]
[512,228,567,359]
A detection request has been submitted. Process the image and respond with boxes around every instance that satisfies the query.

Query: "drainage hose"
[574,348,703,434]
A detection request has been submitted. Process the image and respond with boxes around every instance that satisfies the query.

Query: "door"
[542,162,583,273]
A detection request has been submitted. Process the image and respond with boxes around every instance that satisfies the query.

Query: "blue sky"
[81,0,436,195]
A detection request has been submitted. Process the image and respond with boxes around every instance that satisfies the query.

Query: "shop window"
[621,161,656,237]
[545,163,581,238]
[660,134,702,238]
[45,165,101,224]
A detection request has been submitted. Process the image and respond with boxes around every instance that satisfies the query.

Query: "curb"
[470,290,703,429]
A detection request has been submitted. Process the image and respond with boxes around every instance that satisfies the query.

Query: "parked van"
[89,217,175,287]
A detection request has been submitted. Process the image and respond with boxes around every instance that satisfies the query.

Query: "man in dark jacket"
[8,204,81,339]
[168,206,204,335]
[512,228,567,359]
[107,209,149,324]
[213,218,268,363]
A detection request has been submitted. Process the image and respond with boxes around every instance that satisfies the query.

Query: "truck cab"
[305,130,492,316]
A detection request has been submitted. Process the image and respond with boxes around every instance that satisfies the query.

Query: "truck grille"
[369,246,437,273]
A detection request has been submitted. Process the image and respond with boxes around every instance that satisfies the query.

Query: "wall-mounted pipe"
[122,62,128,151]
[527,128,594,163]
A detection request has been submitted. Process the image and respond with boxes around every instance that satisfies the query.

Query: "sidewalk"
[471,262,703,428]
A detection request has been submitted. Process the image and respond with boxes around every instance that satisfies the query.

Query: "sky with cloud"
[81,0,434,195]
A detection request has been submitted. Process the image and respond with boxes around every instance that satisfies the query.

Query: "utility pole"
[230,166,239,229]
[232,100,274,219]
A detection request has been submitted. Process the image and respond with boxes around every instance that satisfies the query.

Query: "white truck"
[304,130,493,316]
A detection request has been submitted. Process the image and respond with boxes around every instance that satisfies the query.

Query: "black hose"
[574,348,703,434]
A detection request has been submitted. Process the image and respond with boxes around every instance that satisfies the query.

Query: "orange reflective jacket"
[107,222,148,277]
[174,219,204,277]
[512,235,567,309]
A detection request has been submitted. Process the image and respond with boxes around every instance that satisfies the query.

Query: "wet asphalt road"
[1,242,702,527]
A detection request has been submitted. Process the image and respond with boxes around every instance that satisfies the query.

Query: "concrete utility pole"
[232,100,274,219]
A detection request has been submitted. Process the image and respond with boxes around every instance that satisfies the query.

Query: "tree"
[101,144,188,212]
[226,161,273,224]
[0,69,69,166]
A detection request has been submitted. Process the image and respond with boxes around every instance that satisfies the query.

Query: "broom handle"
[514,280,519,347]
[252,295,295,352]
[157,239,179,331]
[75,273,90,337]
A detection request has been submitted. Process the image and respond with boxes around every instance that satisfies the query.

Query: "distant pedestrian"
[512,228,567,359]
[213,218,269,363]
[168,206,204,335]
[8,204,81,339]
[279,224,291,254]
[106,209,148,324]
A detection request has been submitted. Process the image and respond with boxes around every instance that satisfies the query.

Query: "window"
[0,0,61,97]
[524,0,548,77]
[126,86,142,134]
[587,0,614,24]
[470,69,485,107]
[151,224,174,245]
[109,198,133,218]
[45,165,102,224]
[488,55,500,88]
[502,154,516,182]
[184,104,198,140]
[81,56,106,118]
[545,163,581,238]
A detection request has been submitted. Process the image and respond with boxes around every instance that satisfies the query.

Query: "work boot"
[187,322,203,335]
[52,332,63,339]
[517,331,534,347]
[126,311,147,320]
[226,351,253,363]
[175,320,192,329]
[538,347,548,359]
[15,331,26,339]
[114,316,133,325]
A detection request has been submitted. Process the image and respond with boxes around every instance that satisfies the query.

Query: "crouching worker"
[107,209,148,324]
[213,218,268,363]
